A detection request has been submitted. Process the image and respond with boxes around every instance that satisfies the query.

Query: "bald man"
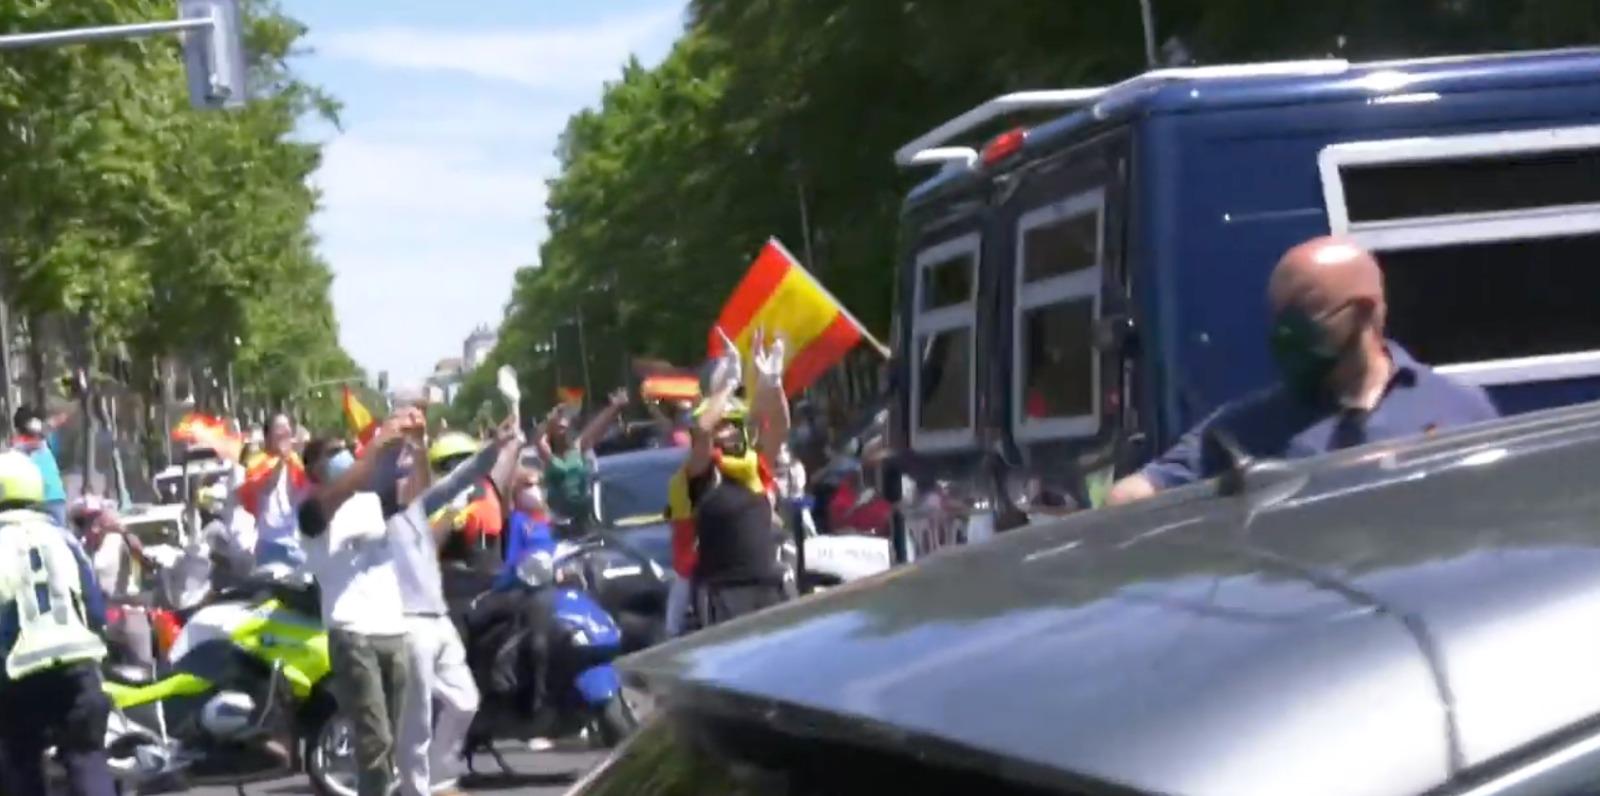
[1107,237,1499,505]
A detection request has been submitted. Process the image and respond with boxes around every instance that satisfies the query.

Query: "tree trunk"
[25,314,45,410]
[77,333,97,498]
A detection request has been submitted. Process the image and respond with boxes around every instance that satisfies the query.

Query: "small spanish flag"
[641,374,701,402]
[342,386,377,447]
[171,413,243,462]
[556,386,585,407]
[708,239,873,396]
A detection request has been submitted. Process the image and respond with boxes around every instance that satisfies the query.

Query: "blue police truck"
[887,48,1600,562]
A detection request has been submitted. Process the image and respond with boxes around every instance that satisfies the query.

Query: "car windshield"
[573,713,1070,796]
[596,455,682,526]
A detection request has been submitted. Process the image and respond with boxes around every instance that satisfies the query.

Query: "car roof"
[594,446,687,475]
[906,47,1600,210]
[623,400,1600,795]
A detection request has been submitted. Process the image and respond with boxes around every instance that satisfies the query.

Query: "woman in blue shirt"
[494,470,556,591]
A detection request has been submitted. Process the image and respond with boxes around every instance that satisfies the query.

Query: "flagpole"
[766,238,892,359]
[1139,0,1159,68]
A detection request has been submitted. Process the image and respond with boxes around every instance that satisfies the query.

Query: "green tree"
[0,0,357,476]
[486,0,1600,421]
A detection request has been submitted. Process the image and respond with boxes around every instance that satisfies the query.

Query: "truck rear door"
[989,128,1136,520]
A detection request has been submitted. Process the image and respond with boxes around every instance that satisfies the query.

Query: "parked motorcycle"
[558,532,674,653]
[99,571,358,796]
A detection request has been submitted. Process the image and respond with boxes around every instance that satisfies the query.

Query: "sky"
[280,0,685,388]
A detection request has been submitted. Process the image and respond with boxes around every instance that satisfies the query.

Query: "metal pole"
[0,16,212,50]
[0,296,12,427]
[1139,0,1160,69]
[795,172,816,269]
[574,311,593,404]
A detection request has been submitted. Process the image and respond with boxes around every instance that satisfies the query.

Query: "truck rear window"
[573,713,1084,796]
[911,233,980,448]
[1323,126,1600,386]
[1342,148,1600,223]
[1013,189,1105,439]
[1382,232,1600,366]
[917,328,973,431]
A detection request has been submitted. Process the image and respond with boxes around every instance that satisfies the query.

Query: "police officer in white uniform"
[0,451,117,796]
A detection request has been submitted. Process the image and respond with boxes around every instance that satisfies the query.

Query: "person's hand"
[753,326,786,387]
[608,388,629,409]
[371,416,408,450]
[400,407,427,442]
[710,327,743,393]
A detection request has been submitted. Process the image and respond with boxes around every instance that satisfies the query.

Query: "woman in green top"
[536,388,629,538]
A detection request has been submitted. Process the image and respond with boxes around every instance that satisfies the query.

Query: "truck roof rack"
[894,59,1350,168]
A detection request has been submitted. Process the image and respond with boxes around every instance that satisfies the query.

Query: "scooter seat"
[105,663,156,686]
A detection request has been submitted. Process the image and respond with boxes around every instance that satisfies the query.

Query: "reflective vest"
[0,509,106,679]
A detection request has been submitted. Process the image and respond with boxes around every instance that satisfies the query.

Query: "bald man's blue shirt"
[1142,342,1500,489]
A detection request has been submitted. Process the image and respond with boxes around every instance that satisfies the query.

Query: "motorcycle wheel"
[593,693,640,748]
[305,713,361,796]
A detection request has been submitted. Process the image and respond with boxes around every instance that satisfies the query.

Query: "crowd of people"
[0,329,842,796]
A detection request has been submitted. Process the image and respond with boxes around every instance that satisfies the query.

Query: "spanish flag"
[641,374,701,402]
[708,239,874,396]
[171,413,243,462]
[342,386,377,447]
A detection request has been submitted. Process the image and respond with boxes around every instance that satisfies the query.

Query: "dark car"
[592,446,686,569]
[578,447,687,652]
[576,401,1600,795]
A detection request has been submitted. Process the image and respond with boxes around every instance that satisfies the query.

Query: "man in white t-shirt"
[296,418,411,796]
[387,412,520,796]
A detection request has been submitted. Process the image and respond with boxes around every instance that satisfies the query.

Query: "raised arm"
[299,422,403,537]
[420,415,521,517]
[750,328,791,465]
[533,407,558,464]
[487,427,523,507]
[576,389,629,452]
[686,381,737,478]
[688,330,745,477]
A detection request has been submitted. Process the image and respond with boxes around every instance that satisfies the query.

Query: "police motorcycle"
[98,564,359,796]
[457,543,640,773]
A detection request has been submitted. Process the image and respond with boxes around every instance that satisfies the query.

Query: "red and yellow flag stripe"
[709,239,870,395]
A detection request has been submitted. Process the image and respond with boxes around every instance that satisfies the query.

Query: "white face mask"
[24,419,43,436]
[517,486,545,511]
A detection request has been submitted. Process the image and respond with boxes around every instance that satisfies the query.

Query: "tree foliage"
[0,0,355,435]
[468,0,1599,419]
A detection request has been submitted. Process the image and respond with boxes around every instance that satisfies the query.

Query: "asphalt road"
[188,743,607,796]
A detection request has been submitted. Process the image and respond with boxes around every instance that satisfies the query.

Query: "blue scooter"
[458,547,640,773]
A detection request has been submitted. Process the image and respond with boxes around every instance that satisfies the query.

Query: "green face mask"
[1269,307,1342,401]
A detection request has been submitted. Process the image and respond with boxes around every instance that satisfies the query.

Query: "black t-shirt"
[688,470,781,584]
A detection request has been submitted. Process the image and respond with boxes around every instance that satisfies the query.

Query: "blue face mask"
[322,450,356,482]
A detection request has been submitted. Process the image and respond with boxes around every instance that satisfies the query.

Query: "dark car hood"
[622,402,1600,796]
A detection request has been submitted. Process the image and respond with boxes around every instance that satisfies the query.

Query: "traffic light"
[179,0,248,110]
[378,371,389,394]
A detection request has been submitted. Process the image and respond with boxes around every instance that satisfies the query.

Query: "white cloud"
[315,7,683,90]
[301,3,685,383]
[312,134,549,228]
